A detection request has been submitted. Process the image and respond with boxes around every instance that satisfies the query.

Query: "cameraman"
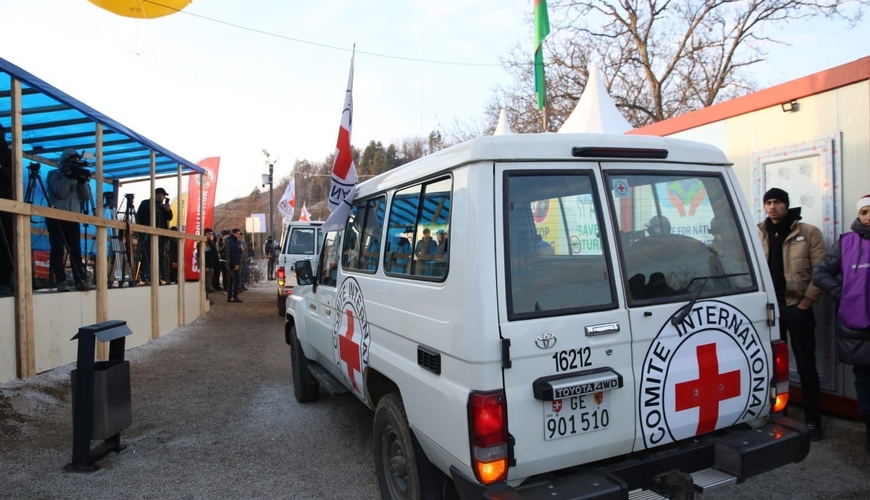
[136,187,173,284]
[46,148,93,292]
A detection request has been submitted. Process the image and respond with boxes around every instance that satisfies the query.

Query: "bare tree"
[489,0,867,132]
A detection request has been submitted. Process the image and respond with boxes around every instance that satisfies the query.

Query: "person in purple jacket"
[813,193,870,454]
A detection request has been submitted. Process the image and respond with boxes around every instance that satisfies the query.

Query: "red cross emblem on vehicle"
[339,310,361,391]
[674,343,741,435]
[552,399,562,413]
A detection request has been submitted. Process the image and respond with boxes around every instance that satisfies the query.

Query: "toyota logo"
[535,332,557,350]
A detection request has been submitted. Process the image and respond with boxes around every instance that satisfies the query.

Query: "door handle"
[585,322,620,336]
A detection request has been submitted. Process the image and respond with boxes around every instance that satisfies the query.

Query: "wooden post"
[150,151,159,340]
[11,78,35,379]
[199,173,206,315]
[177,163,184,326]
[95,123,108,360]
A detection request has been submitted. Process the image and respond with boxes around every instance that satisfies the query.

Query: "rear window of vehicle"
[284,227,318,255]
[605,172,756,305]
[504,171,616,320]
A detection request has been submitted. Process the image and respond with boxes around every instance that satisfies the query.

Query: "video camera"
[61,150,93,182]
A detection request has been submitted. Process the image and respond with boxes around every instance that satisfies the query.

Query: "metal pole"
[268,161,274,239]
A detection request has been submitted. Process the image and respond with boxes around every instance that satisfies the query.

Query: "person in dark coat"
[263,235,277,280]
[0,124,13,295]
[204,229,219,293]
[136,187,173,283]
[813,193,870,454]
[225,228,242,302]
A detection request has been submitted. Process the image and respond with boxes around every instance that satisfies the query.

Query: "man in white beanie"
[814,193,870,453]
[46,148,94,292]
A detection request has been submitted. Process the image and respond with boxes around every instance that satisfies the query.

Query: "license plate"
[543,391,610,440]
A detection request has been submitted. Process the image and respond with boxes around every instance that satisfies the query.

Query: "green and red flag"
[534,0,550,110]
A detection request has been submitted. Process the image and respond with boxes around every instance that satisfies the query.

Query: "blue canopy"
[0,56,204,180]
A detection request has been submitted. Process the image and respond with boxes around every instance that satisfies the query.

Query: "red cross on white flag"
[323,52,358,232]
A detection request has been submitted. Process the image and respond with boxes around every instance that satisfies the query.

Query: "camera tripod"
[104,192,135,287]
[23,163,83,289]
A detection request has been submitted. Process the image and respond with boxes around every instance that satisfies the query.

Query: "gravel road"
[1,285,868,499]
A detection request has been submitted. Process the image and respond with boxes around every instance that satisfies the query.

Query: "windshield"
[606,172,756,304]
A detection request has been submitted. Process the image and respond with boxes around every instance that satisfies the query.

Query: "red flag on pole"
[323,52,357,232]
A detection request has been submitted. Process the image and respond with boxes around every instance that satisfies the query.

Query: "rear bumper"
[452,416,809,500]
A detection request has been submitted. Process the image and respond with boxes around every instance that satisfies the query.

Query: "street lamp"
[262,149,274,239]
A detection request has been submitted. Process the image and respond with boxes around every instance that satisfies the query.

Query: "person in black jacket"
[263,235,276,280]
[225,228,242,302]
[204,229,218,293]
[217,229,229,291]
[136,187,173,283]
[0,124,13,295]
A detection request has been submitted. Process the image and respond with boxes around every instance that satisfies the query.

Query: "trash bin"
[71,360,132,440]
[65,320,133,472]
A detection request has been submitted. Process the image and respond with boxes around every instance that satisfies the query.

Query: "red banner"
[184,157,221,281]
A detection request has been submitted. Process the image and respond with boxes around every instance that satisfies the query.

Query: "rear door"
[495,164,635,480]
[601,166,774,453]
[281,225,320,288]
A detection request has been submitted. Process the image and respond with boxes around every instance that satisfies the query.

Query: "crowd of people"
[202,227,276,303]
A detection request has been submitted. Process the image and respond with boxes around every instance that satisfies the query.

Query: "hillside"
[212,181,327,238]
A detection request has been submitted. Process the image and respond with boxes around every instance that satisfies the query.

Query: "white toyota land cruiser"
[285,133,809,500]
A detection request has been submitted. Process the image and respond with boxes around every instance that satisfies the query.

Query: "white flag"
[300,203,311,222]
[322,54,358,232]
[277,176,295,223]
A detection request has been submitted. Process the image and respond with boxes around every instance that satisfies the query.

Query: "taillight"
[771,340,789,413]
[277,267,285,287]
[468,390,508,484]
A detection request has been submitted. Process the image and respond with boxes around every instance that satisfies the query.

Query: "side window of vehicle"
[342,204,362,268]
[342,196,386,273]
[384,177,452,280]
[318,231,341,288]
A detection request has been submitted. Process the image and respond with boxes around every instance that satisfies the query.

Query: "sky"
[1,0,869,208]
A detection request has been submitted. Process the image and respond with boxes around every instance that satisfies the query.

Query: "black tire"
[278,293,286,317]
[374,393,445,500]
[289,326,319,403]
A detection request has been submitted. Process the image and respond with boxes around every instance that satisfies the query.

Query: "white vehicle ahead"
[276,221,322,317]
[285,133,809,500]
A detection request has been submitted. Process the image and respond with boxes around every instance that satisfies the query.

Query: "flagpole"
[542,105,548,132]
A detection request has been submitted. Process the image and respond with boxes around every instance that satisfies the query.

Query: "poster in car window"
[651,180,714,246]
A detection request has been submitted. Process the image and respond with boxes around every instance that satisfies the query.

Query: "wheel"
[278,292,286,317]
[374,393,445,500]
[289,326,320,403]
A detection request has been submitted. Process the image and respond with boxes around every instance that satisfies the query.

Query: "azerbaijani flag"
[534,0,550,110]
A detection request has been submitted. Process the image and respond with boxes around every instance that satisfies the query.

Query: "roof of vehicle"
[358,133,730,196]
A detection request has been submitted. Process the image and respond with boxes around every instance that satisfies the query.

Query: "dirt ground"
[0,284,379,500]
[1,284,869,500]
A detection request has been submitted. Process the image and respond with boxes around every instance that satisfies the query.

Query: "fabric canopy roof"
[0,56,204,180]
[558,61,633,134]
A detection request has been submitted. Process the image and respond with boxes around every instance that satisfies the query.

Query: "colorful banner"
[183,157,221,281]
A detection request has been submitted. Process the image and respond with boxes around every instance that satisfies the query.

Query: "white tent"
[558,61,632,134]
[493,108,512,135]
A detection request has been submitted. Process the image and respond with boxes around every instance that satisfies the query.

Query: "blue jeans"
[854,364,870,416]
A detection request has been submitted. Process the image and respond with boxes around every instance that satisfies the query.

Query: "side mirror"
[295,259,315,288]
